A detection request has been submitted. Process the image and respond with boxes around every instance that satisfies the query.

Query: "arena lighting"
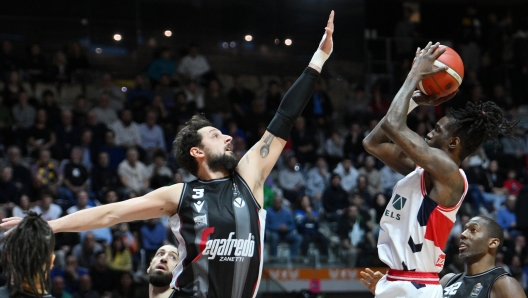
[230,41,236,48]
[222,42,229,49]
[285,39,292,46]
[245,35,253,42]
[164,30,172,37]
[121,87,127,92]
[274,38,280,45]
[95,48,102,54]
[113,34,122,41]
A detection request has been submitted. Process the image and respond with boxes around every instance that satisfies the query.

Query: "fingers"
[360,278,370,287]
[374,271,384,278]
[327,10,334,31]
[431,45,447,59]
[422,42,433,54]
[364,268,375,275]
[415,47,421,58]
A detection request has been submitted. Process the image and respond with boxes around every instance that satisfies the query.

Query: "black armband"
[267,67,319,140]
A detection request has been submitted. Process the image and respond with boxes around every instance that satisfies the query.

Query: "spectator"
[266,194,303,259]
[343,122,366,161]
[5,146,31,192]
[79,129,96,170]
[67,42,90,85]
[177,44,214,84]
[96,74,124,111]
[112,272,141,298]
[55,109,80,160]
[153,74,176,108]
[500,127,528,173]
[380,163,405,197]
[503,169,522,196]
[127,75,153,123]
[325,131,345,169]
[85,111,108,150]
[245,99,270,145]
[305,156,330,211]
[4,71,25,107]
[358,155,382,195]
[183,79,205,110]
[90,251,119,297]
[91,152,120,198]
[0,166,19,207]
[343,85,370,122]
[102,190,119,205]
[497,194,519,240]
[147,150,173,189]
[322,173,349,222]
[148,95,169,126]
[351,174,374,204]
[337,205,376,267]
[140,218,168,261]
[50,51,70,85]
[227,75,255,121]
[12,90,36,130]
[66,190,93,214]
[304,80,333,127]
[25,43,47,84]
[290,117,317,165]
[171,91,196,126]
[139,110,166,159]
[0,95,13,134]
[118,148,150,195]
[31,190,63,221]
[72,232,104,269]
[100,130,126,172]
[51,254,89,293]
[31,149,62,197]
[12,193,31,218]
[260,80,282,113]
[73,274,100,298]
[92,94,118,126]
[27,109,56,158]
[105,235,132,272]
[333,157,359,194]
[111,109,141,150]
[39,89,62,128]
[294,195,329,258]
[60,147,91,206]
[52,276,74,298]
[147,48,176,84]
[203,79,231,129]
[72,95,90,128]
[278,156,306,203]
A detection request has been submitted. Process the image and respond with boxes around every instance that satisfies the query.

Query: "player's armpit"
[491,275,526,298]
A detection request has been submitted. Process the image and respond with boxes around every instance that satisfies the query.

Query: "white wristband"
[407,99,418,114]
[310,32,332,69]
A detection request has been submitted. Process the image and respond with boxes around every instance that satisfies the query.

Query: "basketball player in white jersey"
[362,42,518,297]
[1,12,335,298]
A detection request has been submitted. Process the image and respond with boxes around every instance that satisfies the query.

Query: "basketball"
[416,45,464,97]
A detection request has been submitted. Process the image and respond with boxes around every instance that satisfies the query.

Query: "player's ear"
[190,147,204,158]
[449,136,460,149]
[489,237,500,249]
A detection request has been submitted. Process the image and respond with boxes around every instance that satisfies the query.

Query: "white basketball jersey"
[378,167,467,273]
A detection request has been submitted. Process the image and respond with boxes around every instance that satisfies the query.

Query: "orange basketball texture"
[416,46,464,97]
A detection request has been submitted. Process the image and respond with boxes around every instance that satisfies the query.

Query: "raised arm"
[491,275,526,298]
[237,11,334,200]
[2,183,183,233]
[379,42,462,207]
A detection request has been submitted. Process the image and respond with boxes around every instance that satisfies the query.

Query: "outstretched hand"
[410,42,447,80]
[0,217,23,235]
[412,89,458,107]
[359,268,384,295]
[319,10,334,55]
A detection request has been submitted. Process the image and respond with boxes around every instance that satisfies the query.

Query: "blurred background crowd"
[0,0,527,297]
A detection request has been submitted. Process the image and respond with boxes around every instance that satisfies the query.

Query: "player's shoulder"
[491,274,526,298]
[440,273,457,287]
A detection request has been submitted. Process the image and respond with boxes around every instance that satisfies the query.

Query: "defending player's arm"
[237,11,334,199]
[378,42,463,207]
[491,275,526,298]
[2,183,183,233]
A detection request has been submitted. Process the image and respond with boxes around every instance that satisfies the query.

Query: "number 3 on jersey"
[443,282,461,296]
[193,189,204,199]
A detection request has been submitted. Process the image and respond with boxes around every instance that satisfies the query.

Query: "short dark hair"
[1,212,55,297]
[447,101,518,160]
[172,114,213,176]
[479,216,504,254]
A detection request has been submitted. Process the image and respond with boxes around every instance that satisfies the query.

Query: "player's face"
[425,116,451,149]
[147,245,179,287]
[459,217,489,259]
[198,126,238,173]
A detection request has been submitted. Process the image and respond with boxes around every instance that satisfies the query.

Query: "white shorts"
[375,271,443,298]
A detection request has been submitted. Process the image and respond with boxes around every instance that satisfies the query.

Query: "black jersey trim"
[196,176,231,183]
[234,172,262,209]
[177,183,187,214]
[463,267,505,279]
[445,273,463,287]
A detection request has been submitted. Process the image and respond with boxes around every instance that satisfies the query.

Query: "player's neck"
[149,284,172,298]
[465,254,496,276]
[197,168,230,180]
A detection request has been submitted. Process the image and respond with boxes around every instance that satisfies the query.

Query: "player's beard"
[207,151,238,173]
[148,269,172,287]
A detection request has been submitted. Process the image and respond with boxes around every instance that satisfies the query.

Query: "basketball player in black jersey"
[441,216,525,298]
[360,216,526,298]
[2,11,335,298]
[148,245,179,298]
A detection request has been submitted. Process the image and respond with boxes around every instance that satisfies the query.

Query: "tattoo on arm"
[260,134,275,158]
[245,155,250,164]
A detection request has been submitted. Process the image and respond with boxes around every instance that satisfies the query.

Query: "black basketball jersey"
[443,267,510,298]
[169,172,265,298]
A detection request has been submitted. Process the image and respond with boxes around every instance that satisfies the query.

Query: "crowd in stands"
[0,6,526,295]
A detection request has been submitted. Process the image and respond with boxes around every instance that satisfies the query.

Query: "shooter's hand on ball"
[410,42,447,80]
